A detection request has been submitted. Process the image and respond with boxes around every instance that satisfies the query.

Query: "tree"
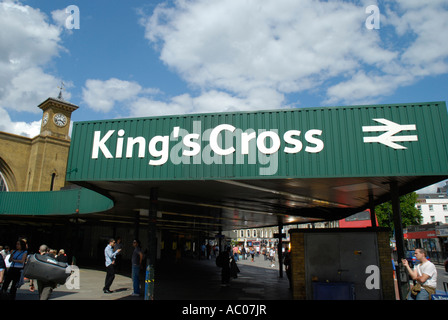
[375,192,422,232]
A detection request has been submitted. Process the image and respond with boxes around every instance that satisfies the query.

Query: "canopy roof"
[57,101,448,234]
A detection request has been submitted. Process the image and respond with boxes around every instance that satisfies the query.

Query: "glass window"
[0,172,8,192]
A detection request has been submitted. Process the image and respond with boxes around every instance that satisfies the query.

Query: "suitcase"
[23,253,69,284]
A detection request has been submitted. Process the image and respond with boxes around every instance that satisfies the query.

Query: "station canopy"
[65,101,448,234]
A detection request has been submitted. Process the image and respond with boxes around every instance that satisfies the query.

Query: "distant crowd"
[0,237,68,300]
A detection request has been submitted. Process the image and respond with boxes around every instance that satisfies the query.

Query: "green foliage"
[375,192,422,231]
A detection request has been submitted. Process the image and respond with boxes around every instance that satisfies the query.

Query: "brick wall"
[290,232,306,300]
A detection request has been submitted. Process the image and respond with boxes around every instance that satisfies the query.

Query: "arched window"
[0,171,8,192]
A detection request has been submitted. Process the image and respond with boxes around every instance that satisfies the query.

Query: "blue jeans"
[407,288,430,300]
[132,265,140,294]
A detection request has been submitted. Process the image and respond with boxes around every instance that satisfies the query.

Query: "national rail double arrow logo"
[362,118,418,150]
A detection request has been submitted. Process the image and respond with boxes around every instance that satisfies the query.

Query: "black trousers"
[1,267,22,299]
[104,264,115,291]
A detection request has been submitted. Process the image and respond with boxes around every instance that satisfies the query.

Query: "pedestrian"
[56,249,68,263]
[269,247,276,267]
[206,243,211,260]
[232,246,239,262]
[230,255,240,279]
[36,244,58,300]
[131,239,143,297]
[1,239,27,300]
[401,248,437,300]
[217,248,231,286]
[200,243,206,259]
[0,253,5,284]
[241,247,246,260]
[103,238,121,294]
[284,250,292,289]
[4,247,11,269]
[249,247,255,262]
[1,245,10,259]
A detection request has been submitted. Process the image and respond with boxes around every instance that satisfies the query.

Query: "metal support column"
[369,192,377,229]
[278,221,283,279]
[390,181,409,300]
[134,211,140,241]
[145,188,158,301]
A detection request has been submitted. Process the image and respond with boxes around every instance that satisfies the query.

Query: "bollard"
[144,264,155,300]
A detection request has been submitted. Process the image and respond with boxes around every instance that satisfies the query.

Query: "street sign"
[67,101,448,182]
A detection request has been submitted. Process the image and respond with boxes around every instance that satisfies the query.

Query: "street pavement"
[11,254,291,300]
[8,254,448,300]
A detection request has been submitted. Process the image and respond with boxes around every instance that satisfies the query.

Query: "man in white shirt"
[402,248,437,300]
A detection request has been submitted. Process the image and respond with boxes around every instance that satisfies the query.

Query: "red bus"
[338,209,378,228]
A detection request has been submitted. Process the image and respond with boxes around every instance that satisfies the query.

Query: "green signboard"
[66,101,448,182]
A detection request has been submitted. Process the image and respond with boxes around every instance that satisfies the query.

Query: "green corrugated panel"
[66,102,448,182]
[0,188,113,215]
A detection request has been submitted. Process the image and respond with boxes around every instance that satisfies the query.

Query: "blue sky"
[1,0,448,191]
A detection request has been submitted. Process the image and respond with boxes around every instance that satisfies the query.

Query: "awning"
[64,101,448,233]
[0,187,114,216]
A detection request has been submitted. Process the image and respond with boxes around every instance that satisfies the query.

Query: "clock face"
[53,113,67,127]
[42,113,48,126]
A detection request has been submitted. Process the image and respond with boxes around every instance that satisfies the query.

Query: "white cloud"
[82,76,286,118]
[0,67,70,112]
[129,88,286,117]
[0,106,41,138]
[82,78,143,113]
[0,1,72,137]
[140,0,448,106]
[0,1,66,112]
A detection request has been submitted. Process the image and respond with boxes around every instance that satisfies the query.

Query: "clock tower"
[22,96,79,191]
[39,97,78,139]
[0,91,79,192]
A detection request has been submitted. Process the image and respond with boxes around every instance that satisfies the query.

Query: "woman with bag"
[1,239,27,300]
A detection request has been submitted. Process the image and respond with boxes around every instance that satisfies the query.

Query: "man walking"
[36,244,57,300]
[103,238,121,294]
[402,248,437,300]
